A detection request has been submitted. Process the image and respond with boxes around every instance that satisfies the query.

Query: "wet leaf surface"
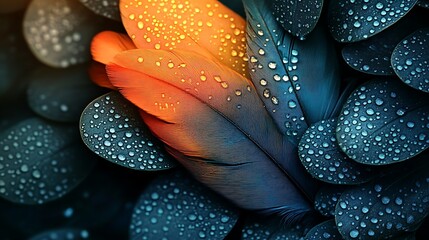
[29,228,92,240]
[392,28,429,93]
[336,79,429,165]
[329,0,419,42]
[299,118,374,184]
[129,170,239,240]
[27,65,105,122]
[23,0,104,68]
[241,215,308,239]
[80,92,176,171]
[314,185,348,217]
[79,0,120,21]
[0,118,96,204]
[335,156,429,239]
[305,219,342,239]
[269,0,323,39]
[341,14,425,75]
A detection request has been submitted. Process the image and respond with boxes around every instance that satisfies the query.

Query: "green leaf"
[336,79,429,165]
[80,92,176,171]
[129,170,238,240]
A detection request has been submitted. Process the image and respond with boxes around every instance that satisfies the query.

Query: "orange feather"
[119,0,248,77]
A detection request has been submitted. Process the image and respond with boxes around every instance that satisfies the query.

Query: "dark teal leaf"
[336,79,429,165]
[0,118,96,204]
[241,215,308,239]
[335,157,429,239]
[23,0,103,68]
[29,228,92,240]
[27,65,105,122]
[0,13,38,101]
[79,0,120,20]
[80,92,176,171]
[314,185,348,217]
[129,170,238,240]
[418,0,429,8]
[269,0,324,39]
[244,0,340,141]
[329,0,419,42]
[392,28,429,93]
[305,219,342,239]
[299,118,374,184]
[342,14,424,75]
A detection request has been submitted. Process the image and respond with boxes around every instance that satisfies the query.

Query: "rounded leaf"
[335,158,429,239]
[341,14,424,76]
[0,118,96,204]
[270,0,324,39]
[80,92,176,171]
[29,228,91,240]
[129,171,238,240]
[241,215,308,239]
[23,0,103,68]
[299,119,374,184]
[418,0,429,8]
[392,28,429,93]
[329,0,418,42]
[305,219,342,240]
[336,79,429,165]
[27,65,105,122]
[79,0,120,20]
[314,185,348,217]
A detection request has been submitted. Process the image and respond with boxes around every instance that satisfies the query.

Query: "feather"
[244,0,340,141]
[91,31,136,65]
[88,61,116,89]
[106,48,317,222]
[119,0,248,77]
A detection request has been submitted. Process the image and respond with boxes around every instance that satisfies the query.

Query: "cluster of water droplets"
[79,0,120,20]
[80,92,176,171]
[392,28,429,93]
[0,118,91,204]
[30,228,90,240]
[23,0,101,67]
[299,119,373,184]
[247,19,306,139]
[336,80,429,165]
[305,220,342,239]
[315,186,346,217]
[329,0,418,42]
[129,172,237,240]
[335,171,429,239]
[271,0,323,39]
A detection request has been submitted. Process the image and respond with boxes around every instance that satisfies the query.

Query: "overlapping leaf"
[80,92,176,171]
[336,79,429,165]
[305,219,342,240]
[392,28,429,93]
[268,0,324,39]
[129,171,238,240]
[0,118,96,204]
[27,65,105,122]
[335,156,429,239]
[299,119,374,184]
[329,0,419,42]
